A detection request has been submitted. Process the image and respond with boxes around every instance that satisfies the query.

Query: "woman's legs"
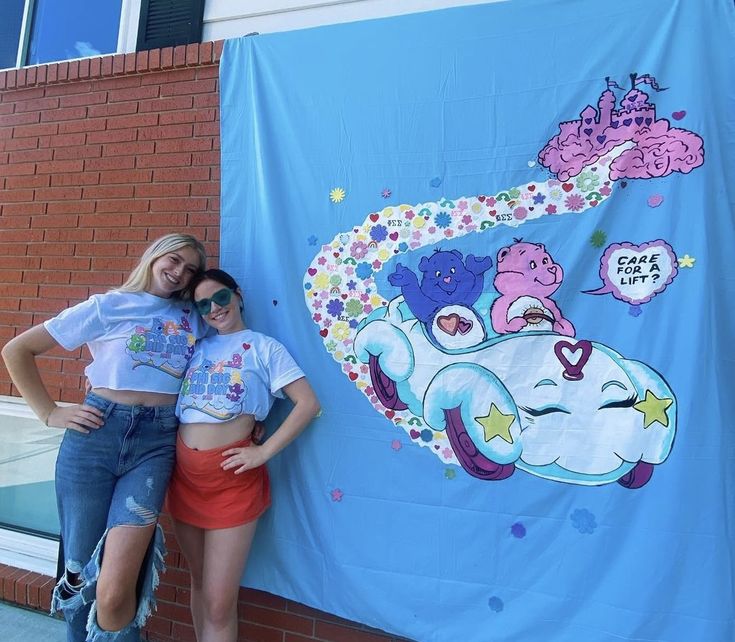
[175,519,258,642]
[172,519,206,639]
[95,524,157,631]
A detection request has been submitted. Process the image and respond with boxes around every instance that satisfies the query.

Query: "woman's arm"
[2,325,104,432]
[221,377,320,474]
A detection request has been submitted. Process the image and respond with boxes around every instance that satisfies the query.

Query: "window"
[0,0,27,69]
[26,0,123,66]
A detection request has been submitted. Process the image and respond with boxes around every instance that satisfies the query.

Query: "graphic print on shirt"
[125,313,198,379]
[179,348,250,420]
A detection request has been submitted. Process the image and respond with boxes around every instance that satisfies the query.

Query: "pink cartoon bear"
[490,240,575,337]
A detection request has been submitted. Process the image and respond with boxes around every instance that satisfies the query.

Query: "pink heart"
[672,110,686,120]
[308,268,317,276]
[389,232,399,241]
[437,313,460,336]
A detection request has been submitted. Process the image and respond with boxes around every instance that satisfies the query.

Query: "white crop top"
[44,291,207,394]
[176,329,304,424]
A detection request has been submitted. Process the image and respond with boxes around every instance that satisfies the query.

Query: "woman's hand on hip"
[47,404,105,434]
[221,445,267,474]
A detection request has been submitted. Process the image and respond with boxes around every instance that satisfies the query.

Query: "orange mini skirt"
[166,433,271,529]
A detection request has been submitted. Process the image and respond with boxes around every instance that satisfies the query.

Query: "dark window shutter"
[136,0,204,52]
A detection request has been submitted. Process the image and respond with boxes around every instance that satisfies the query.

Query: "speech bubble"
[584,240,678,304]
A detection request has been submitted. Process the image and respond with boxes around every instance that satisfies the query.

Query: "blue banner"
[220,1,735,640]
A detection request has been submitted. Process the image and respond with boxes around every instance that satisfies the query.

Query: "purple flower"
[326,299,344,317]
[346,280,357,291]
[533,193,546,204]
[350,241,368,259]
[565,194,585,211]
[545,204,557,214]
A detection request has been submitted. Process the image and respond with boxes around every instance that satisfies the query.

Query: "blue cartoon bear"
[388,249,493,346]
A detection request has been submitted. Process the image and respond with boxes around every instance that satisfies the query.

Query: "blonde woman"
[2,233,207,642]
[167,268,319,642]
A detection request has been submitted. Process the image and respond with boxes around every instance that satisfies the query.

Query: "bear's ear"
[451,249,463,260]
[497,247,510,262]
[419,256,430,272]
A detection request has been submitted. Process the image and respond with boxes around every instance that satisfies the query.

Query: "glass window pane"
[0,0,26,70]
[26,0,122,66]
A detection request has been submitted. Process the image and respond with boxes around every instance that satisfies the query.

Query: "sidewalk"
[0,600,65,640]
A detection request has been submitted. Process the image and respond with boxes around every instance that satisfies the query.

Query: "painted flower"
[550,188,562,200]
[317,256,326,265]
[356,262,373,279]
[346,279,357,291]
[370,224,388,242]
[312,313,322,322]
[329,187,346,203]
[313,273,330,290]
[332,322,350,341]
[435,211,452,228]
[345,299,364,317]
[348,319,359,329]
[570,508,597,534]
[326,299,344,317]
[533,193,546,204]
[575,171,600,192]
[599,185,612,196]
[350,240,369,259]
[564,194,585,211]
[312,299,323,309]
[323,318,332,328]
[325,340,337,352]
[545,204,557,214]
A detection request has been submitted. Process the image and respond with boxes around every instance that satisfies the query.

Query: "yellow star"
[330,187,346,203]
[633,390,673,428]
[475,404,515,444]
[678,254,695,268]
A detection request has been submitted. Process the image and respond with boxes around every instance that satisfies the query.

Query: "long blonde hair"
[117,233,206,299]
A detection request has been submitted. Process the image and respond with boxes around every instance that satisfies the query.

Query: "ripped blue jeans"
[52,391,178,642]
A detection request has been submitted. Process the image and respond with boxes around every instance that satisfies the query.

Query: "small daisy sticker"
[678,254,695,268]
[330,187,346,203]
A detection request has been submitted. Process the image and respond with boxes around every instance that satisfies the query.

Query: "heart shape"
[437,313,460,336]
[389,232,399,241]
[369,213,379,222]
[553,340,592,381]
[308,268,317,276]
[242,343,251,350]
[672,110,686,120]
[562,183,574,192]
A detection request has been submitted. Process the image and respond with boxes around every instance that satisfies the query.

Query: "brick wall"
[0,45,404,642]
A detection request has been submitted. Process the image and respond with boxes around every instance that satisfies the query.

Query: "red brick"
[78,213,132,228]
[237,621,285,642]
[111,142,159,158]
[149,197,207,212]
[144,614,172,638]
[4,175,51,190]
[56,119,107,135]
[12,122,59,138]
[134,183,190,198]
[30,212,79,229]
[36,159,84,174]
[142,68,196,86]
[40,106,88,122]
[7,147,53,163]
[0,215,31,229]
[85,156,136,172]
[136,50,149,72]
[83,184,135,199]
[87,129,137,145]
[160,79,217,97]
[112,54,125,75]
[45,81,93,97]
[193,92,219,109]
[89,256,138,271]
[153,167,210,182]
[2,111,42,126]
[24,270,72,284]
[39,257,90,272]
[137,123,193,141]
[244,605,314,636]
[108,85,160,103]
[1,187,35,201]
[106,113,159,130]
[136,151,192,168]
[193,122,219,137]
[158,111,198,125]
[89,57,101,77]
[0,284,37,298]
[28,242,75,256]
[54,144,103,160]
[44,228,94,242]
[34,186,84,201]
[2,137,41,151]
[87,102,139,119]
[1,162,36,176]
[314,622,392,642]
[70,271,124,286]
[155,137,212,153]
[78,58,90,79]
[139,95,194,113]
[98,169,152,184]
[0,229,44,242]
[95,199,149,214]
[46,200,93,214]
[59,91,107,107]
[50,172,100,187]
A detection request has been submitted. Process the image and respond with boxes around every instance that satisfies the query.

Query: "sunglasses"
[195,288,235,315]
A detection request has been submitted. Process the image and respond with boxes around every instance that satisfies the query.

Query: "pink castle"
[538,77,704,181]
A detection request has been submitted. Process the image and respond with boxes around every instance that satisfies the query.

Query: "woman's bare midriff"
[178,414,256,450]
[92,388,179,407]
